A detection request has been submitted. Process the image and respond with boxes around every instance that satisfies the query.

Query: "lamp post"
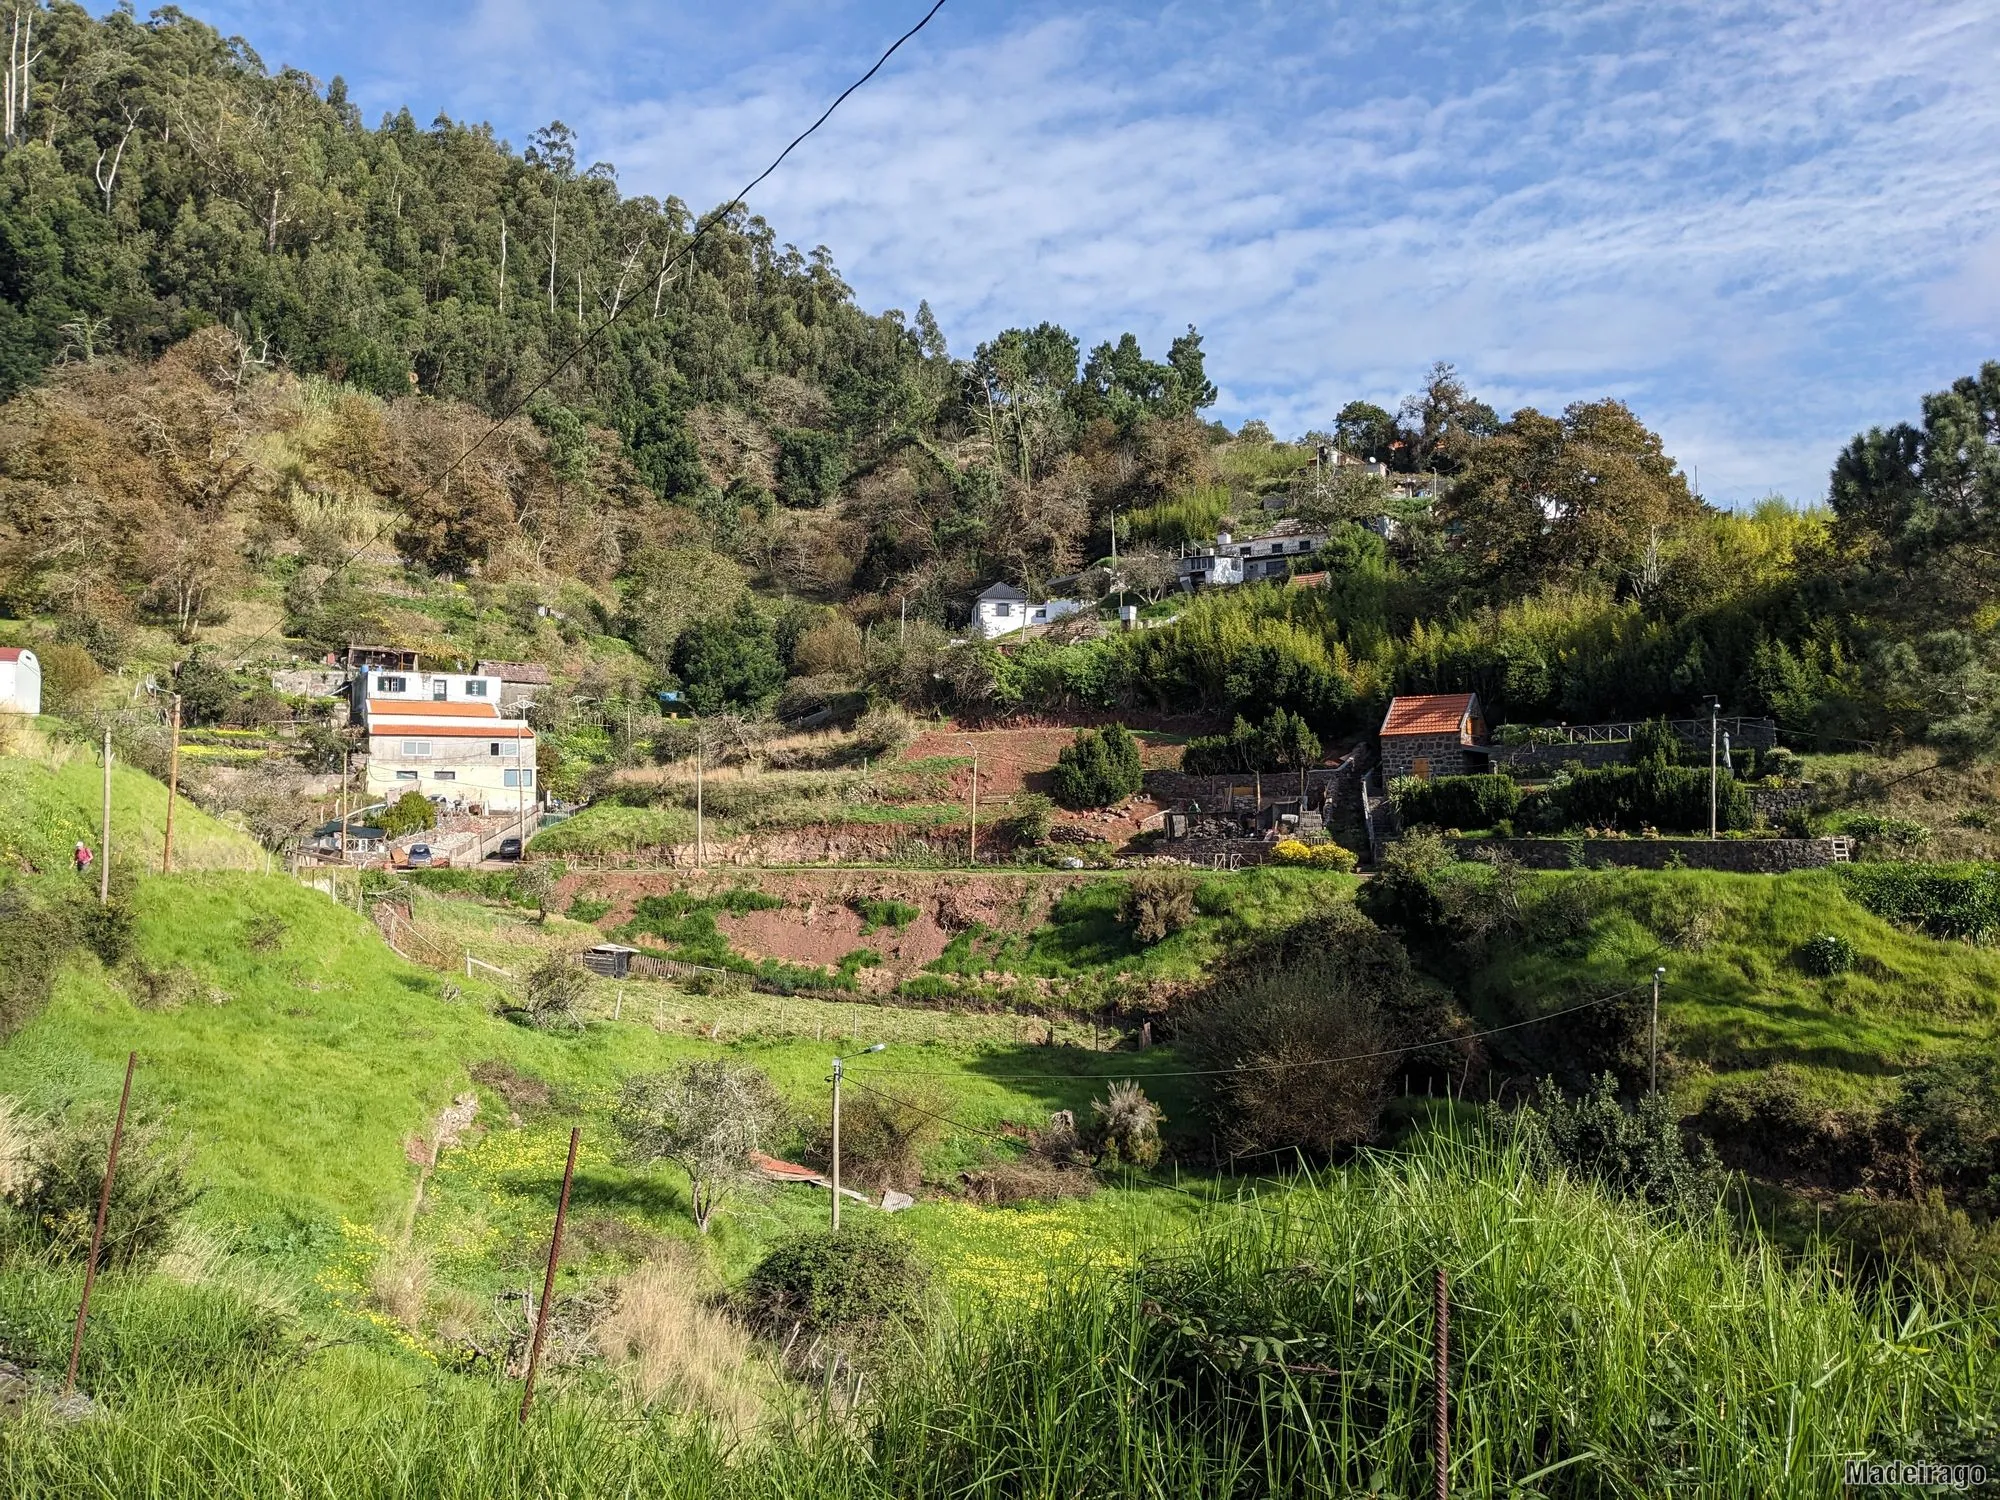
[1651,966,1666,1095]
[829,1043,886,1232]
[1705,696,1722,840]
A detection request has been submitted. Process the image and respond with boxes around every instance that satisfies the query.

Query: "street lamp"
[1704,696,1722,840]
[829,1043,886,1232]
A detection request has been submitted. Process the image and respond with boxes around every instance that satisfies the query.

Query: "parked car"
[408,844,433,867]
[495,837,523,860]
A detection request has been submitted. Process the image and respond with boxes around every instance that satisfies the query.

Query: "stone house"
[1378,692,1488,779]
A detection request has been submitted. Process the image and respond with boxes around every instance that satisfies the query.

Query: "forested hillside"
[0,0,1995,768]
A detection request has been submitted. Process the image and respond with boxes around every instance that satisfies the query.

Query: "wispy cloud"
[203,0,2000,503]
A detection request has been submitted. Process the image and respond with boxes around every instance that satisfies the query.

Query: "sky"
[193,0,2000,507]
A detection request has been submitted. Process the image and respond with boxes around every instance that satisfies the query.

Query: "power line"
[845,981,1651,1086]
[222,0,952,671]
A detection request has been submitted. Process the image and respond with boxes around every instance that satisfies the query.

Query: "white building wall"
[0,650,40,715]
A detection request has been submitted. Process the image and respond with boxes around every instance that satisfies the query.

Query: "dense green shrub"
[1839,862,2000,941]
[1050,724,1142,809]
[738,1221,928,1350]
[1797,930,1856,976]
[1526,762,1750,834]
[852,897,919,933]
[1,1107,198,1270]
[1004,792,1055,845]
[0,888,78,1037]
[1500,1074,1724,1222]
[1181,709,1321,775]
[378,790,436,838]
[1891,1050,2000,1213]
[1391,773,1521,830]
[1119,871,1199,944]
[1089,1081,1164,1167]
[1628,716,1684,766]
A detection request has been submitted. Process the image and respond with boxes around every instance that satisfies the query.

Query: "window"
[993,602,1012,617]
[431,680,448,700]
[401,740,432,758]
[433,770,456,781]
[379,675,407,693]
[489,741,519,757]
[504,769,535,788]
[465,679,488,696]
[395,770,419,781]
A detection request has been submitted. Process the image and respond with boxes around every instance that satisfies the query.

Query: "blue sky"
[199,0,2000,506]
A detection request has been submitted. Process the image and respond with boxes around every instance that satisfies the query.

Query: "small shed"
[582,943,639,979]
[1378,692,1487,780]
[0,647,41,716]
[972,582,1028,639]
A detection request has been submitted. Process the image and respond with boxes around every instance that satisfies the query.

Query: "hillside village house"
[0,646,40,715]
[971,583,1088,640]
[1378,692,1489,779]
[351,665,538,814]
[1177,524,1328,590]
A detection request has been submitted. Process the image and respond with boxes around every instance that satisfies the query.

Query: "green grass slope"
[1468,868,2000,1102]
[0,739,262,878]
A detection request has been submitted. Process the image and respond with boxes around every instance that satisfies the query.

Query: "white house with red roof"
[0,647,39,715]
[351,665,538,812]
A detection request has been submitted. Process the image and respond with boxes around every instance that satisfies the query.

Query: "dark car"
[407,843,433,867]
[495,837,523,860]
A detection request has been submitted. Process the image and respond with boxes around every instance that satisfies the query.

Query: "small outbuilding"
[582,943,639,979]
[0,647,40,716]
[1378,692,1487,780]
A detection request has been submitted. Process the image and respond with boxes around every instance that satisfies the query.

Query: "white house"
[1177,524,1327,590]
[352,667,538,815]
[972,584,1089,640]
[0,647,40,715]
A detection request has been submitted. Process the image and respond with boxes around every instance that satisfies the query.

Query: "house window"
[395,770,419,781]
[465,679,488,696]
[432,680,448,701]
[504,768,535,788]
[433,770,456,781]
[401,740,432,758]
[379,676,407,693]
[487,740,520,757]
[993,602,1012,617]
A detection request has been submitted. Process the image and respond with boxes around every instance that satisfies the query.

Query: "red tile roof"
[368,723,534,740]
[0,647,27,662]
[368,699,502,719]
[1380,693,1476,738]
[1287,571,1328,590]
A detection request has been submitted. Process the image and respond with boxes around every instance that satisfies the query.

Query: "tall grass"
[5,1135,1993,1497]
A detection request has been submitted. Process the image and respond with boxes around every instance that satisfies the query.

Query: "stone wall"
[1379,731,1481,779]
[1747,784,1820,820]
[1442,835,1842,873]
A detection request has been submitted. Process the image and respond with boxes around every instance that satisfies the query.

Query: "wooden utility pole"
[967,750,978,866]
[162,694,181,874]
[1651,967,1665,1095]
[98,731,111,905]
[830,1057,844,1233]
[66,1050,136,1394]
[338,749,349,861]
[518,1126,580,1422]
[694,731,705,870]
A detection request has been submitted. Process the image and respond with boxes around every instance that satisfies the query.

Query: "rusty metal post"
[1433,1264,1451,1500]
[66,1050,137,1394]
[162,694,181,874]
[518,1126,580,1421]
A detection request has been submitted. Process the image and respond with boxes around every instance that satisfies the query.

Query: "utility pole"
[98,731,111,906]
[1651,966,1665,1095]
[1707,697,1721,840]
[899,594,907,647]
[339,748,350,862]
[828,1045,884,1233]
[1109,511,1119,564]
[967,749,978,866]
[694,729,705,871]
[161,694,181,875]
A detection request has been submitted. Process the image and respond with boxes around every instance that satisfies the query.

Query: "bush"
[35,640,101,714]
[518,952,588,1031]
[1270,837,1357,871]
[378,790,436,838]
[618,1061,785,1233]
[1797,930,1856,977]
[1119,871,1198,944]
[1090,1081,1164,1167]
[1891,1050,2000,1213]
[1499,1074,1724,1222]
[1628,717,1683,766]
[1391,773,1521,831]
[0,889,78,1037]
[738,1221,928,1352]
[852,703,918,760]
[1840,862,2000,942]
[513,861,558,920]
[1178,905,1460,1157]
[1005,792,1055,846]
[809,1083,950,1193]
[0,1105,199,1270]
[851,897,919,933]
[1181,709,1322,775]
[1528,762,1750,835]
[1050,724,1143,809]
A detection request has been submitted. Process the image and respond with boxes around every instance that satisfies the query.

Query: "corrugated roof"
[0,647,28,662]
[1287,572,1327,590]
[976,582,1027,600]
[1380,693,1476,737]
